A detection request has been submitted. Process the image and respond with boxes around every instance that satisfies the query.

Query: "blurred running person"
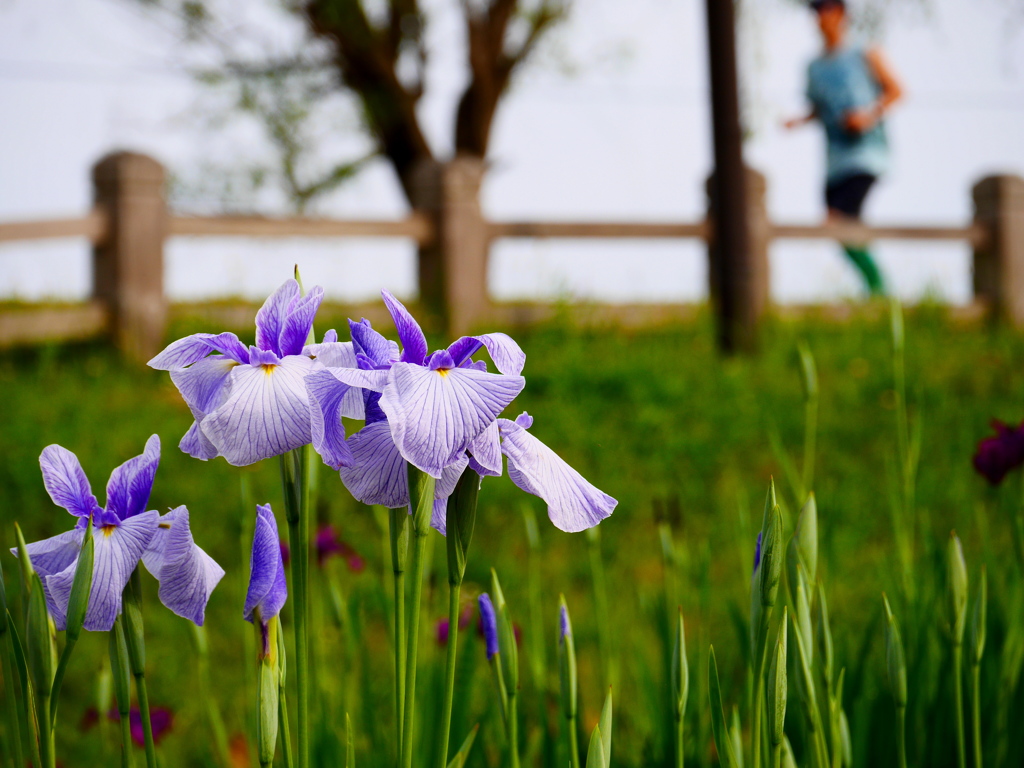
[785,0,903,296]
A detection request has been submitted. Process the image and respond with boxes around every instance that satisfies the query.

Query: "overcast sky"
[1,0,1022,305]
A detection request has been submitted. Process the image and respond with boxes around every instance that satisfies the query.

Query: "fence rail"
[1,151,1021,359]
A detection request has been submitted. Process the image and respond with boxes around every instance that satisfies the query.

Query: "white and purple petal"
[11,528,85,578]
[338,421,408,508]
[244,504,287,623]
[497,417,616,533]
[349,319,399,367]
[39,445,98,518]
[148,332,249,370]
[105,435,160,520]
[321,366,389,393]
[200,355,315,466]
[279,286,324,357]
[380,363,525,478]
[169,356,239,416]
[429,456,472,536]
[447,333,526,376]
[305,370,356,470]
[467,421,502,477]
[381,290,428,365]
[142,507,225,626]
[254,279,300,356]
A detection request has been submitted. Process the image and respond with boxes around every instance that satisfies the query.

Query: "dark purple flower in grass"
[973,419,1024,485]
[307,290,616,533]
[149,278,358,467]
[478,593,499,659]
[245,504,288,655]
[106,706,174,747]
[13,436,223,631]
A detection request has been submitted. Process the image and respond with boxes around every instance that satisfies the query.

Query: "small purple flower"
[279,540,291,568]
[149,279,349,467]
[107,706,174,747]
[244,504,288,655]
[13,436,223,631]
[436,618,450,646]
[973,419,1024,485]
[307,290,617,534]
[478,593,499,659]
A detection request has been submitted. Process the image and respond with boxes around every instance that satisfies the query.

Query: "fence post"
[410,156,490,336]
[92,151,168,361]
[973,175,1024,325]
[706,166,770,350]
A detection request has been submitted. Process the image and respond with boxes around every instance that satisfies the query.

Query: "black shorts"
[825,173,876,218]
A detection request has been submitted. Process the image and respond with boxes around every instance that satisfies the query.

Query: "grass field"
[1,302,1023,768]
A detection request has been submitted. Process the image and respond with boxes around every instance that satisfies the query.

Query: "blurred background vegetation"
[2,303,1023,767]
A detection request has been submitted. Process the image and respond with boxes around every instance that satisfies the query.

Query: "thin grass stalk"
[280,447,311,768]
[389,508,409,755]
[675,718,684,768]
[567,717,581,768]
[586,527,614,686]
[798,343,818,494]
[953,645,966,768]
[1,630,24,768]
[508,692,520,768]
[895,707,907,768]
[279,688,294,768]
[134,671,157,768]
[8,618,41,768]
[191,625,231,768]
[750,615,770,768]
[971,663,981,768]
[436,584,461,768]
[110,619,135,768]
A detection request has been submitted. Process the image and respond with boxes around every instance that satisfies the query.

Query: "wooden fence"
[0,151,1021,360]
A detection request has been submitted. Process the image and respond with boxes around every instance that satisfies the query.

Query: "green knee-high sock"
[843,244,886,295]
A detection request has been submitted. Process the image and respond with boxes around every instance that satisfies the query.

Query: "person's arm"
[783,109,817,130]
[845,47,903,133]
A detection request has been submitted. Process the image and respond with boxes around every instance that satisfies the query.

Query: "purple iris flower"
[12,436,224,631]
[973,419,1024,485]
[306,290,617,533]
[559,604,572,640]
[478,593,499,659]
[149,278,354,467]
[244,504,288,653]
[106,706,174,747]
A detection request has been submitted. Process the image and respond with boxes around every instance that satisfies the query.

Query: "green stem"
[971,663,982,768]
[895,706,907,768]
[36,692,54,768]
[751,613,770,768]
[134,673,158,768]
[49,636,77,726]
[771,743,782,768]
[119,710,135,768]
[389,508,408,758]
[508,693,520,768]
[281,448,311,768]
[436,583,461,768]
[675,714,685,768]
[954,645,966,768]
[280,687,295,768]
[803,391,817,494]
[587,529,613,686]
[400,530,429,768]
[567,715,581,768]
[2,631,25,768]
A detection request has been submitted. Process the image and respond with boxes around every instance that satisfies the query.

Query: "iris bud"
[791,494,819,588]
[759,499,783,610]
[446,471,479,587]
[65,527,95,643]
[946,532,968,645]
[558,596,577,721]
[25,573,54,696]
[256,615,281,767]
[671,608,689,720]
[490,570,518,694]
[882,594,907,709]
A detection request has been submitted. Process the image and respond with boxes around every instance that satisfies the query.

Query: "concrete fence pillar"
[706,166,770,349]
[973,175,1024,325]
[410,156,490,337]
[92,152,168,361]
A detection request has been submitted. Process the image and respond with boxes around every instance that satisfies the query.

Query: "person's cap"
[810,0,845,11]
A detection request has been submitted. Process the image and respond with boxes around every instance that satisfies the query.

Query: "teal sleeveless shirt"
[806,45,889,182]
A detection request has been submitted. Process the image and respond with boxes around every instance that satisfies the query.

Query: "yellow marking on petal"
[436,368,450,378]
[262,364,277,375]
[101,525,117,537]
[158,522,171,529]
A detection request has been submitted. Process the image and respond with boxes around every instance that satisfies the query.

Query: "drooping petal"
[338,421,408,508]
[148,332,249,370]
[467,421,502,477]
[324,366,389,392]
[180,421,219,461]
[447,333,527,376]
[381,290,427,366]
[380,363,525,477]
[142,507,225,626]
[305,370,356,470]
[312,341,358,369]
[244,504,287,623]
[349,319,399,367]
[105,435,160,521]
[279,286,324,357]
[430,457,472,536]
[200,355,316,466]
[254,279,300,356]
[79,513,160,631]
[11,528,85,577]
[39,445,98,518]
[497,418,617,533]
